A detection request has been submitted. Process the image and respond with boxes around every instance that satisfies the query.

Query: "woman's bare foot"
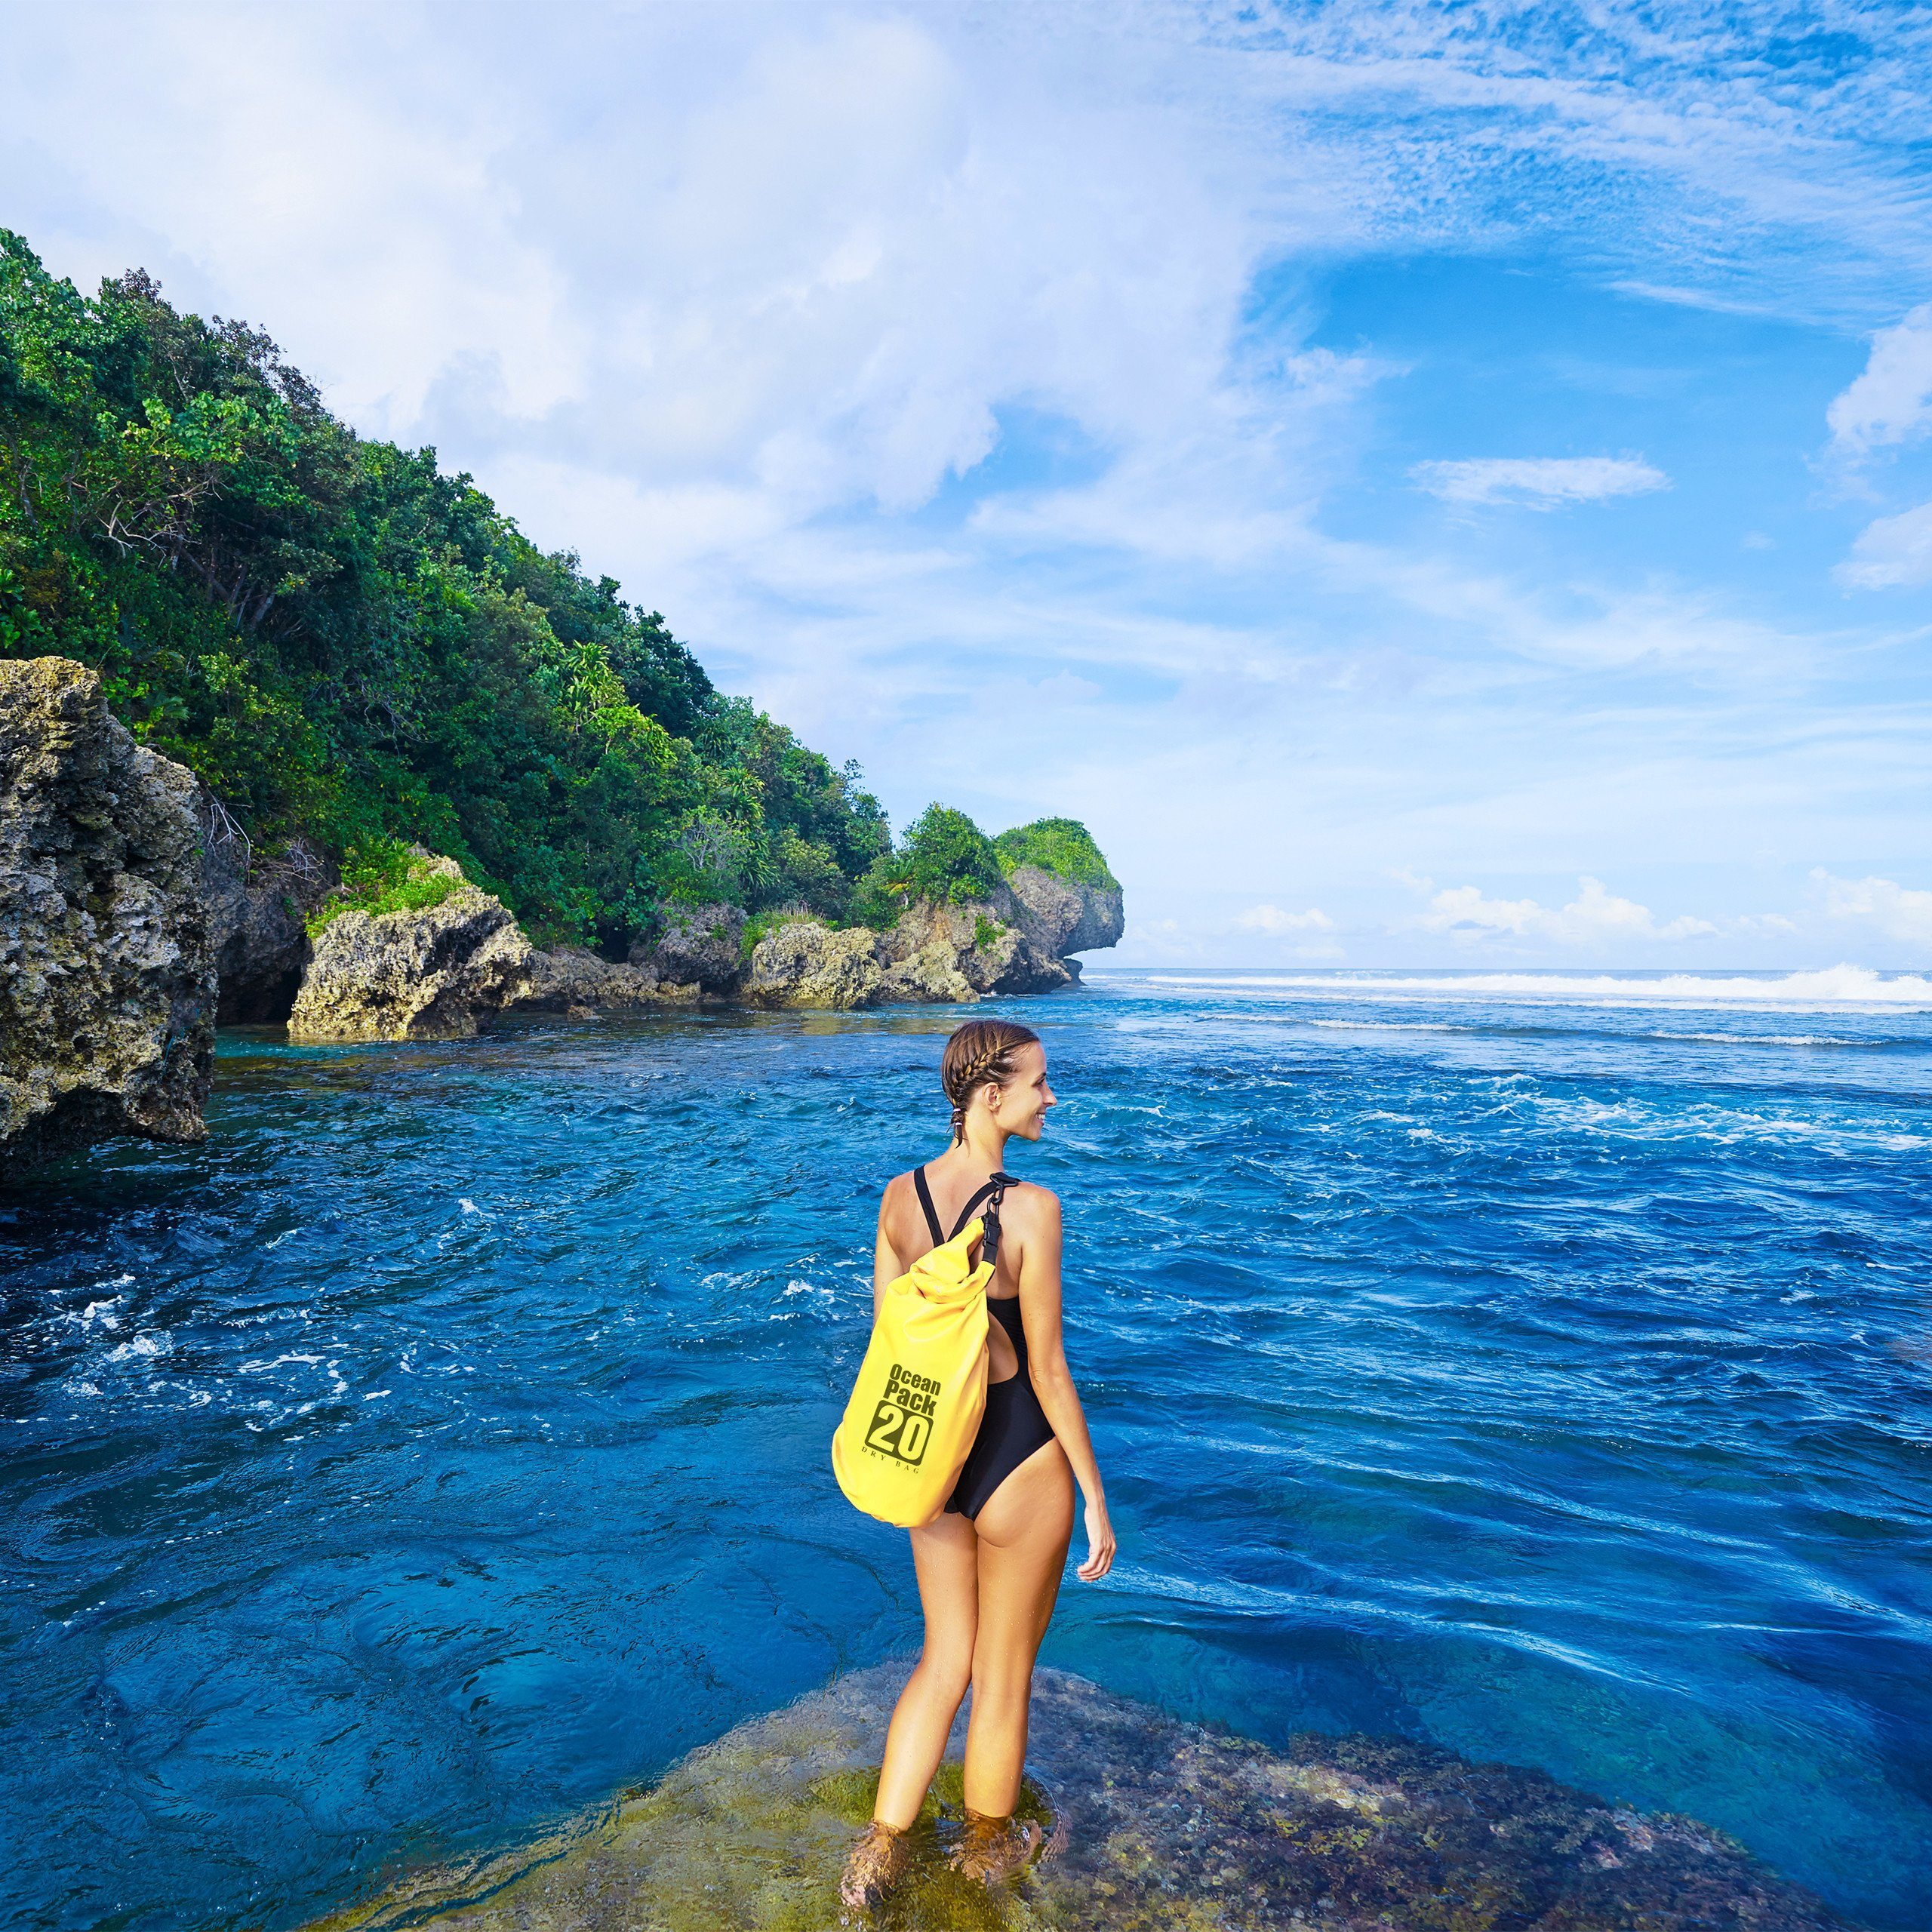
[948,1807,1043,1884]
[839,1819,911,1911]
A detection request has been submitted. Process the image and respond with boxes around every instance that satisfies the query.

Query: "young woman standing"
[840,1018,1116,1909]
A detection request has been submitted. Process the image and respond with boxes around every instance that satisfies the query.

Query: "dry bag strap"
[912,1166,1019,1260]
[971,1171,1017,1266]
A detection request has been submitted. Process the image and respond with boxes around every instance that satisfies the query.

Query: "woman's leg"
[961,1439,1075,1817]
[872,1509,980,1829]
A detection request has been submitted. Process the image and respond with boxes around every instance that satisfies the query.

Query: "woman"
[840,1017,1117,1909]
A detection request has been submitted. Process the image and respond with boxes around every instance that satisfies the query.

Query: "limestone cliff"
[1004,863,1124,959]
[0,657,216,1177]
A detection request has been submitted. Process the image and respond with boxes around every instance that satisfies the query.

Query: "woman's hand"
[1075,1500,1115,1581]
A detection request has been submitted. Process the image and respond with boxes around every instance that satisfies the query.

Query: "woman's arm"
[1015,1190,1116,1582]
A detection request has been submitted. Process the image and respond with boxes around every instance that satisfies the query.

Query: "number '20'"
[866,1399,930,1465]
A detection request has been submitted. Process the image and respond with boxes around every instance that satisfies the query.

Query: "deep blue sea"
[4,967,1930,1932]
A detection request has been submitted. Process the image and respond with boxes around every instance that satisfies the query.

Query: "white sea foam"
[1146,964,1932,1010]
[1309,1019,1457,1033]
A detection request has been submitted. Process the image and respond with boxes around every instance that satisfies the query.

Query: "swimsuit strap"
[912,1164,946,1245]
[913,1168,1020,1249]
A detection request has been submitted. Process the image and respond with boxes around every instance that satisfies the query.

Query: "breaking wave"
[1145,964,1932,1009]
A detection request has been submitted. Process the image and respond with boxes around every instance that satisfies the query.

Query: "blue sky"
[5,0,1929,965]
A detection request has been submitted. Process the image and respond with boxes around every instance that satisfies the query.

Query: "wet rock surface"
[0,657,215,1177]
[309,1663,1852,1932]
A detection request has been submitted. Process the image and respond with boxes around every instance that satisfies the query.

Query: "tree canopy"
[0,231,1112,948]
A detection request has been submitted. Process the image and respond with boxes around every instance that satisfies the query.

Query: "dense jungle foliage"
[0,233,1111,951]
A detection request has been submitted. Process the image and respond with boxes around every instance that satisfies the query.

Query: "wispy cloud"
[1236,904,1335,934]
[1411,457,1669,509]
[1827,302,1932,457]
[1836,500,1932,589]
[1816,871,1932,946]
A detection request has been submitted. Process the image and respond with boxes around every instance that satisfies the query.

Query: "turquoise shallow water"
[3,968,1930,1931]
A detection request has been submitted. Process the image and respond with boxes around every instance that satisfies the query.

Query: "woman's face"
[992,1042,1056,1140]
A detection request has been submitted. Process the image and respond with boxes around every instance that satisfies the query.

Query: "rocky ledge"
[288,855,700,1044]
[305,1660,1852,1932]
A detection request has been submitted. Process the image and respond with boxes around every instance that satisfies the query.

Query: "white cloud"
[1236,904,1335,934]
[1414,875,1716,946]
[4,0,1927,972]
[1836,500,1932,589]
[1816,872,1932,947]
[1411,457,1669,509]
[1827,303,1932,457]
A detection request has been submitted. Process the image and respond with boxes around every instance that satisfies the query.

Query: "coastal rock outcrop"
[745,919,882,1010]
[878,935,977,1004]
[882,894,1074,997]
[1005,862,1124,959]
[288,857,535,1042]
[0,657,216,1177]
[629,903,745,994]
[311,1660,1851,1932]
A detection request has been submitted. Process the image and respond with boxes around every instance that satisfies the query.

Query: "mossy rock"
[304,1663,1855,1932]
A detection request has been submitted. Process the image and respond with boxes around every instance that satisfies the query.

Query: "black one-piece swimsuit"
[912,1166,1059,1520]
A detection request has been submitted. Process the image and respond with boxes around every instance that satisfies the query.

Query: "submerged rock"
[288,857,535,1042]
[0,657,215,1178]
[746,918,884,1010]
[306,1662,1851,1932]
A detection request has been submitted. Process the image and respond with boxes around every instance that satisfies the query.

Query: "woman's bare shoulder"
[1001,1178,1062,1227]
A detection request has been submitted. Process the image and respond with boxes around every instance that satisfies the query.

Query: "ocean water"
[3,967,1930,1931]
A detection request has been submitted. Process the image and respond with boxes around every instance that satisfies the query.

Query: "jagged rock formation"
[878,934,977,1004]
[629,903,745,994]
[883,896,1072,997]
[0,657,216,1178]
[288,855,709,1038]
[1005,863,1124,959]
[306,1660,1850,1932]
[288,857,537,1042]
[731,884,1101,1012]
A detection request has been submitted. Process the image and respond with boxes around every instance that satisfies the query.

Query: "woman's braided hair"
[940,1018,1041,1142]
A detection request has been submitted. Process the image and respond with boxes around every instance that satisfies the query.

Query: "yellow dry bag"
[832,1174,1008,1527]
